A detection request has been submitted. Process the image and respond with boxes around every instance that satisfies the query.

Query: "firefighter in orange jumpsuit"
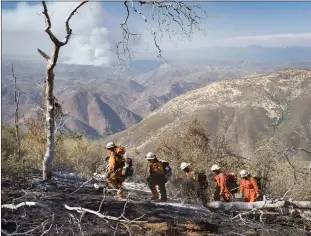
[106,142,125,199]
[211,164,231,202]
[146,152,167,202]
[239,170,259,202]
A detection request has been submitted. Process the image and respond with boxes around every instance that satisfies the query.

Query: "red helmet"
[227,172,237,181]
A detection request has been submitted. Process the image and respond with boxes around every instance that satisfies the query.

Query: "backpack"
[226,172,238,194]
[124,158,134,178]
[254,177,264,200]
[197,172,208,190]
[116,145,126,156]
[160,160,172,182]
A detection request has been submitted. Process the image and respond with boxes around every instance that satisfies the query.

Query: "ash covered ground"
[2,170,310,236]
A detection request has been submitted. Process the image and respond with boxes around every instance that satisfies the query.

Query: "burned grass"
[1,173,310,236]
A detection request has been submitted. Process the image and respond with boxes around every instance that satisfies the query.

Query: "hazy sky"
[2,1,311,65]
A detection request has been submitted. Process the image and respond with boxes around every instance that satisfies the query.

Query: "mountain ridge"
[105,68,311,159]
[2,56,311,138]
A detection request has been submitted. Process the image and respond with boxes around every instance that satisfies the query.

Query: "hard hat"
[180,162,191,170]
[240,170,249,177]
[106,142,116,149]
[146,152,156,160]
[211,164,221,171]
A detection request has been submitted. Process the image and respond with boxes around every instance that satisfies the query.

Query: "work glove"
[219,192,224,201]
[93,183,100,190]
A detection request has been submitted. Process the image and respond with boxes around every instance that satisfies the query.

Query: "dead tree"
[12,63,21,159]
[38,1,88,181]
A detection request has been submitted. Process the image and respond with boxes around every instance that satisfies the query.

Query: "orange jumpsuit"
[147,161,167,200]
[107,150,125,197]
[240,176,259,202]
[214,173,231,202]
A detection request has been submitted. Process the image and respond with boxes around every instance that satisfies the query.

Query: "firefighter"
[211,164,231,202]
[106,142,126,199]
[180,162,208,207]
[227,172,239,195]
[145,152,168,202]
[239,170,259,202]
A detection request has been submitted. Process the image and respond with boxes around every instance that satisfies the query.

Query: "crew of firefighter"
[103,142,261,203]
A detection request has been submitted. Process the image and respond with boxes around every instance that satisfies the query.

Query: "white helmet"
[211,164,221,171]
[240,170,249,177]
[106,142,116,149]
[146,152,156,160]
[180,162,191,170]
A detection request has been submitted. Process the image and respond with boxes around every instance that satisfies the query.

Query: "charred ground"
[1,171,310,236]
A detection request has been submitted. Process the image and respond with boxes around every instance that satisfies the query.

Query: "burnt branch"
[64,204,147,223]
[1,201,51,211]
[41,1,61,46]
[282,150,310,177]
[37,49,51,61]
[114,1,141,65]
[62,1,88,45]
[114,1,207,66]
[70,178,94,195]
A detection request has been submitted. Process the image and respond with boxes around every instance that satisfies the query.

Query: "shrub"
[1,125,19,160]
[154,118,245,201]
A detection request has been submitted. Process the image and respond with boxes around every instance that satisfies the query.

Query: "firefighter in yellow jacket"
[106,142,125,199]
[146,152,168,202]
[180,162,208,206]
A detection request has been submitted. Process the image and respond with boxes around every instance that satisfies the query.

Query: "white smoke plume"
[2,2,114,66]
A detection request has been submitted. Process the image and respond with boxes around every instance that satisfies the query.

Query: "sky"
[2,1,311,66]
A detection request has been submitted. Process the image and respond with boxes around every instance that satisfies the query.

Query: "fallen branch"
[70,178,94,194]
[64,204,147,223]
[1,217,52,236]
[2,201,51,211]
[154,200,311,213]
[288,200,311,209]
[288,209,311,221]
[52,171,87,182]
[205,200,311,211]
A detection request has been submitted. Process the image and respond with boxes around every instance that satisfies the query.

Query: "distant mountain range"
[107,69,311,160]
[160,46,311,64]
[2,46,311,138]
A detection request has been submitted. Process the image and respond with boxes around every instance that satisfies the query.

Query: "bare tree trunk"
[39,1,88,181]
[42,47,59,180]
[12,63,21,159]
